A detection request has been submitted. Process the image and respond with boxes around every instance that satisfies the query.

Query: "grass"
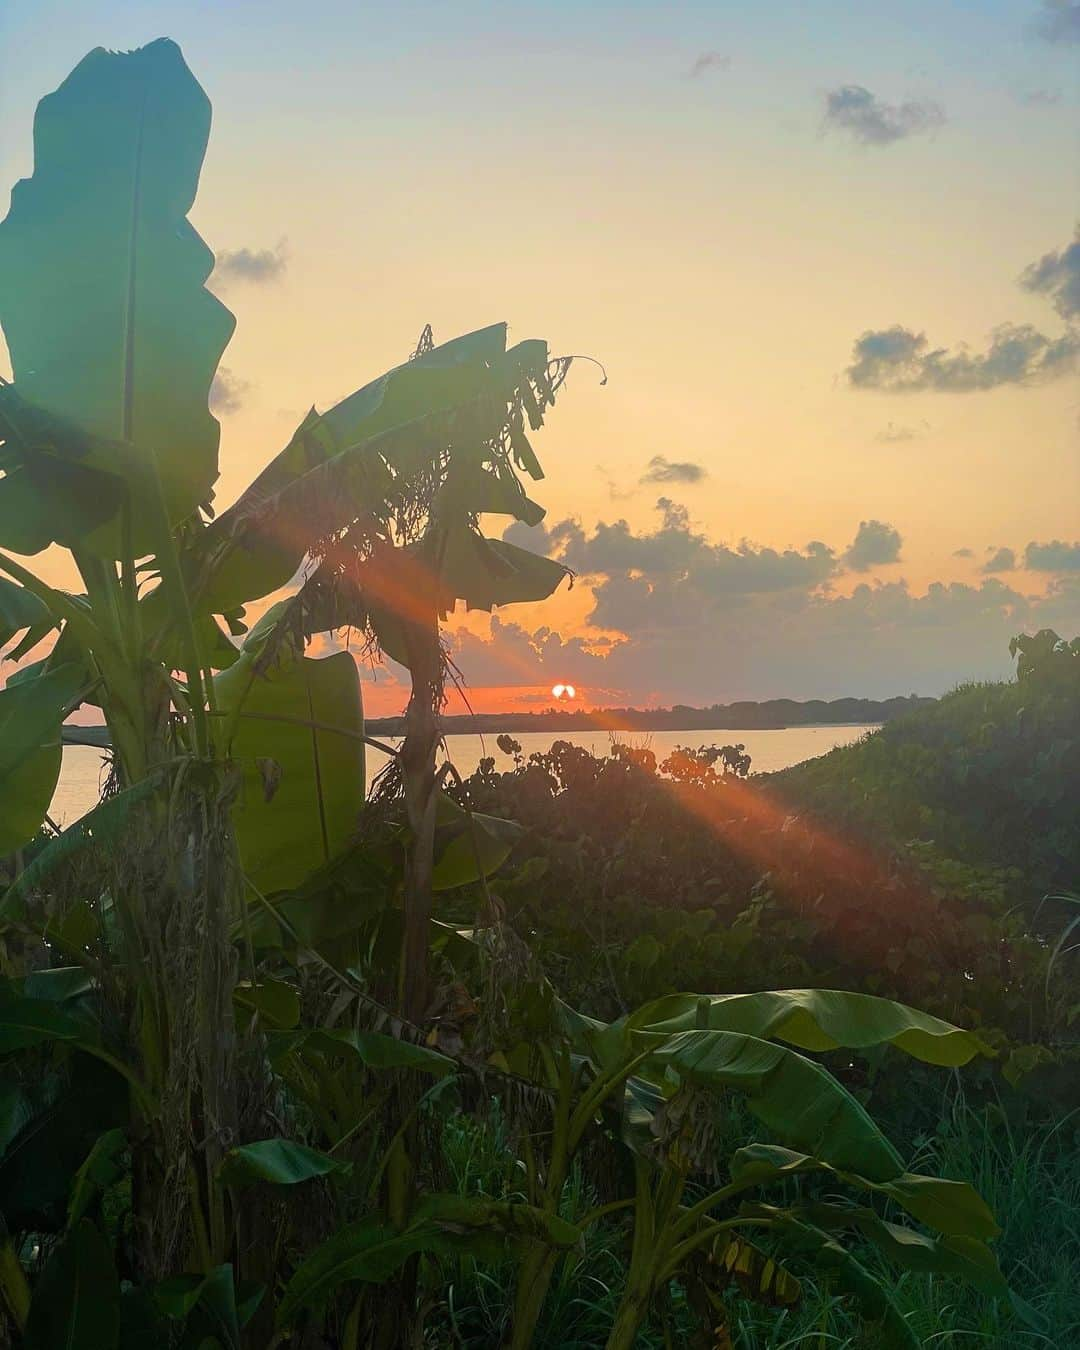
[423,1091,1080,1348]
[425,1106,653,1349]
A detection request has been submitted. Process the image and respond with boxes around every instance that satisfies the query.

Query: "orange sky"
[2,3,1078,714]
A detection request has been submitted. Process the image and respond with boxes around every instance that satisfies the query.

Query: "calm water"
[49,724,877,827]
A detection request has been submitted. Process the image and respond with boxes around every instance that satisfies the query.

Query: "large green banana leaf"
[432,794,523,890]
[214,644,365,893]
[748,1201,1008,1297]
[277,1195,579,1326]
[240,528,567,677]
[0,662,85,855]
[615,989,989,1068]
[217,1139,348,1189]
[751,1212,920,1349]
[428,529,569,613]
[0,39,234,557]
[0,577,52,650]
[23,1219,119,1349]
[637,1028,906,1182]
[189,327,555,614]
[729,1143,999,1239]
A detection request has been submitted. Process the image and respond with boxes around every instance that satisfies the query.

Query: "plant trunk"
[385,606,441,1348]
[509,1241,559,1349]
[116,756,240,1281]
[604,1282,652,1350]
[400,609,441,1024]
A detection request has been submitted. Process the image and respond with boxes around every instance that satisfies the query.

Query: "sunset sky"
[2,1,1078,715]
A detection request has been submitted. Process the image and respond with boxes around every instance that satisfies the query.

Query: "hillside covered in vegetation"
[436,635,1079,1343]
[772,630,1080,901]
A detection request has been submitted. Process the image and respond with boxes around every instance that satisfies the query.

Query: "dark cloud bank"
[489,505,1080,702]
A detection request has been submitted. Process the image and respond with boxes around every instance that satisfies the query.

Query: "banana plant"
[0,37,573,1300]
[490,987,1006,1349]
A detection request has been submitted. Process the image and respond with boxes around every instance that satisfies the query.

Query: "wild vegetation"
[458,645,1078,1086]
[0,38,1074,1350]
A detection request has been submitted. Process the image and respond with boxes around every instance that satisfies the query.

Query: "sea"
[49,724,878,827]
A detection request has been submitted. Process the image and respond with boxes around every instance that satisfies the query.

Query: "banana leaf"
[729,1143,999,1239]
[747,1201,1008,1297]
[189,328,556,614]
[615,989,989,1068]
[0,39,235,556]
[429,528,570,613]
[0,661,85,855]
[432,794,523,891]
[277,1195,579,1326]
[751,1211,919,1349]
[218,1139,348,1189]
[23,1219,120,1350]
[0,576,52,649]
[635,1028,906,1182]
[214,643,365,894]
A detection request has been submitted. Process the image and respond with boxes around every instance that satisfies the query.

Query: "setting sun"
[551,683,577,700]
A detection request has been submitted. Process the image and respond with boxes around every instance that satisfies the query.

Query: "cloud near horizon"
[982,546,1017,574]
[446,574,1080,706]
[844,519,903,572]
[483,504,1080,703]
[1025,539,1080,571]
[507,499,840,610]
[823,85,945,146]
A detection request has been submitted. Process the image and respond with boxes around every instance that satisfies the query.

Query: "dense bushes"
[451,652,1079,1100]
[774,646,1080,901]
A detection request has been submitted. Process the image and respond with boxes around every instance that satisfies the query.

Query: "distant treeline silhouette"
[368,694,935,736]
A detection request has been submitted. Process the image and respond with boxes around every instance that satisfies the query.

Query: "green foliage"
[775,648,1080,898]
[0,576,52,649]
[0,37,1052,1350]
[214,635,366,893]
[617,988,989,1067]
[0,662,84,855]
[218,1139,348,1189]
[24,1219,120,1349]
[0,39,235,557]
[1009,627,1080,682]
[729,1145,999,1240]
[424,1094,1080,1350]
[451,712,1076,1100]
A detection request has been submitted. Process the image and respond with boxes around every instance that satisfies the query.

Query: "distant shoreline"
[367,695,933,738]
[61,696,933,749]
